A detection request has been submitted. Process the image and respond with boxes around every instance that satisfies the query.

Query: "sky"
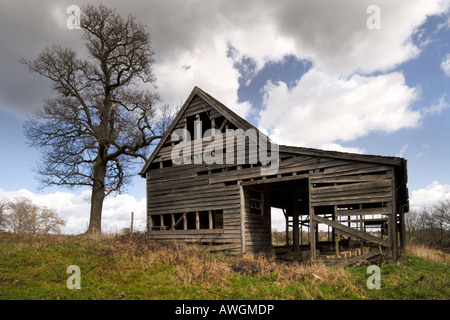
[1,0,450,234]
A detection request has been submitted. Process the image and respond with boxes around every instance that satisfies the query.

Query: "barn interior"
[248,177,391,264]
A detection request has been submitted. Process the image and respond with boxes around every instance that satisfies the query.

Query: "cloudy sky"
[1,0,450,234]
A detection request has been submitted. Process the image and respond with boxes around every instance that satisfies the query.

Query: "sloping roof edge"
[140,86,407,176]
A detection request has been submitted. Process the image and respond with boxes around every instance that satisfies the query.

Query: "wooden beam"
[334,205,339,257]
[195,211,200,230]
[309,179,316,260]
[239,184,247,254]
[390,169,398,261]
[171,214,184,230]
[311,180,392,194]
[335,207,392,217]
[292,194,300,252]
[209,211,213,229]
[313,215,391,247]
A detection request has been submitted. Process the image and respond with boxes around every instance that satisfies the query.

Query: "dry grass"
[2,232,447,299]
[102,234,360,295]
[405,244,450,263]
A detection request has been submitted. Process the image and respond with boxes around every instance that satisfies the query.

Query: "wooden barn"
[140,86,409,264]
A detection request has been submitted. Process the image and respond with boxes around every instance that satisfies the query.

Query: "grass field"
[0,232,448,300]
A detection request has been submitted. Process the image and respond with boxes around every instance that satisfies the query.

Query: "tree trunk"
[86,154,107,234]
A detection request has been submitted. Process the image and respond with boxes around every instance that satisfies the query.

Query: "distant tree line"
[0,197,65,234]
[405,199,450,248]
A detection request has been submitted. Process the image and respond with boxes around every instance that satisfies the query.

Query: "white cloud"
[1,0,448,121]
[410,181,450,210]
[422,96,450,115]
[440,53,450,76]
[0,188,146,234]
[137,0,449,124]
[154,39,252,118]
[258,70,420,147]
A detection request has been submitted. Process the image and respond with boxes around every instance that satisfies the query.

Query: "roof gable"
[140,86,264,175]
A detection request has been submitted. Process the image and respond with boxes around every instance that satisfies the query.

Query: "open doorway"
[265,178,310,250]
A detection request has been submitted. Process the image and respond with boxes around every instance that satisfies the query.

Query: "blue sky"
[1,0,450,233]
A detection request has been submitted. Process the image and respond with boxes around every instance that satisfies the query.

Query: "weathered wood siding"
[142,88,407,259]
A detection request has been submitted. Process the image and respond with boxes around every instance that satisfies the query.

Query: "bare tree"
[405,200,450,248]
[22,4,171,234]
[429,199,450,247]
[4,197,34,234]
[3,197,66,234]
[39,207,66,234]
[0,199,7,231]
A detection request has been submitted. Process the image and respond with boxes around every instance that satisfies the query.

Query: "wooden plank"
[390,168,398,261]
[239,184,246,254]
[279,145,403,167]
[335,207,392,217]
[334,250,382,266]
[311,180,392,194]
[311,191,392,202]
[149,229,224,235]
[313,215,391,247]
[311,196,392,207]
[311,187,391,199]
[311,173,392,184]
[316,165,392,178]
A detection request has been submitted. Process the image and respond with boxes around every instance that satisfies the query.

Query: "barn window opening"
[149,162,161,170]
[173,213,184,230]
[186,212,196,229]
[249,190,263,215]
[150,215,161,230]
[199,211,209,229]
[162,214,172,229]
[162,159,173,168]
[211,210,223,229]
[199,112,212,136]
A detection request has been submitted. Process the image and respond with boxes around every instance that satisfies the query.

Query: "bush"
[0,197,65,234]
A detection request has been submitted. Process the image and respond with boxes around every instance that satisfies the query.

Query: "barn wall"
[146,165,243,252]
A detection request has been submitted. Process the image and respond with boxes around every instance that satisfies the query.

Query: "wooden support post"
[390,169,398,261]
[309,179,316,260]
[209,210,213,229]
[195,211,200,230]
[359,204,364,253]
[400,206,406,253]
[300,214,303,246]
[239,183,247,255]
[183,213,187,230]
[148,214,153,232]
[292,199,300,252]
[283,209,289,246]
[334,205,339,257]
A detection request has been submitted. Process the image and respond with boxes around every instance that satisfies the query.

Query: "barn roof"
[140,86,407,178]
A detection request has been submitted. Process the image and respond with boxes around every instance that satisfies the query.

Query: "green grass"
[0,232,448,300]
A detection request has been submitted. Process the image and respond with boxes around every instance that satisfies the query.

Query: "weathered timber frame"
[140,87,409,263]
